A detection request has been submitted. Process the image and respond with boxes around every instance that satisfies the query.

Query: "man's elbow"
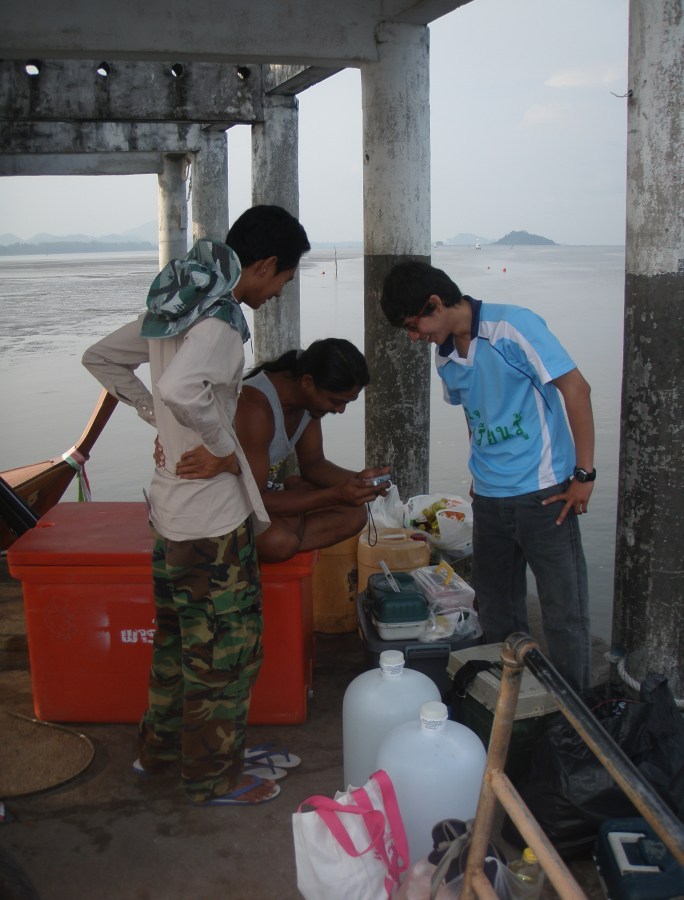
[82,347,99,371]
[577,372,592,402]
[558,369,591,403]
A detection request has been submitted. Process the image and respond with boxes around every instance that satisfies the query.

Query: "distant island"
[493,230,556,246]
[0,240,156,255]
[445,233,493,246]
[0,221,159,255]
[440,230,556,247]
[0,224,557,255]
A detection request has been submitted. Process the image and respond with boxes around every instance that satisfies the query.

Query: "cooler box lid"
[367,571,428,624]
[447,642,558,719]
[7,502,153,568]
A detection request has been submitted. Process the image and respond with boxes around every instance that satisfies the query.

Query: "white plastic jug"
[342,650,441,789]
[376,701,487,864]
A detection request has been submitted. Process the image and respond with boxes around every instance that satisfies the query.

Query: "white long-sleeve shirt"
[83,314,270,542]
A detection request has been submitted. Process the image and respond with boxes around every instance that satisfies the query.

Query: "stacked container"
[376,701,487,864]
[342,649,440,788]
[367,571,430,640]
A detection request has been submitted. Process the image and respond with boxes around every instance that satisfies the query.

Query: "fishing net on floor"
[0,712,95,797]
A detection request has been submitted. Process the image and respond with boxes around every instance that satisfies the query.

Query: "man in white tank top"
[160,339,392,562]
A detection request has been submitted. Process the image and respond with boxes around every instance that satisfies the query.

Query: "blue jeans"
[471,482,591,692]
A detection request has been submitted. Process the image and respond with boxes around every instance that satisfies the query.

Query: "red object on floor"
[248,552,317,725]
[7,502,316,725]
[7,502,154,723]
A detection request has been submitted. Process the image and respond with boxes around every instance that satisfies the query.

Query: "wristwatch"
[573,466,597,483]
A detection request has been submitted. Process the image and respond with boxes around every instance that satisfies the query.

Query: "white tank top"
[244,371,312,478]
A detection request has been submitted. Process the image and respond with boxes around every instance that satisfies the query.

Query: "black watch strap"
[573,466,597,483]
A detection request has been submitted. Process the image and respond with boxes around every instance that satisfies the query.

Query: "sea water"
[0,244,624,639]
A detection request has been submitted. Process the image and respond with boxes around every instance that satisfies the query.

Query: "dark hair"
[380,261,463,326]
[246,338,370,391]
[226,205,311,272]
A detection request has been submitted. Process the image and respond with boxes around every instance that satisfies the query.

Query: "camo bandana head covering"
[140,240,250,343]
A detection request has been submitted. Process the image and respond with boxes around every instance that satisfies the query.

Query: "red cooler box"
[249,552,317,725]
[8,502,317,725]
[7,502,155,723]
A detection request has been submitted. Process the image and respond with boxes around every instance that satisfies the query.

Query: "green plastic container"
[367,572,428,624]
[366,571,430,640]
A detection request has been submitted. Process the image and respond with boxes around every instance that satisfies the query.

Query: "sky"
[0,0,629,246]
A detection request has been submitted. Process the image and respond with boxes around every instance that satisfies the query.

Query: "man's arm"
[82,316,156,426]
[235,400,389,515]
[543,367,595,524]
[294,419,358,487]
[173,383,390,507]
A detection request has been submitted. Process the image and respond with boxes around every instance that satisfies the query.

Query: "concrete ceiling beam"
[0,1,468,66]
[0,152,165,177]
[263,65,342,96]
[0,59,263,126]
[0,121,208,159]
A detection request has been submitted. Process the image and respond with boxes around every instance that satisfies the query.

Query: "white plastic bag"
[405,494,473,553]
[367,483,405,530]
[292,769,409,900]
[419,608,482,643]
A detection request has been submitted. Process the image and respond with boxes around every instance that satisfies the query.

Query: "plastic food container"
[371,615,430,641]
[367,572,428,620]
[412,562,476,612]
[367,571,429,640]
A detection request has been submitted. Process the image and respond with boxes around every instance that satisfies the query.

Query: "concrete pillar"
[190,129,229,245]
[250,93,301,364]
[613,0,684,695]
[361,22,431,497]
[157,153,189,267]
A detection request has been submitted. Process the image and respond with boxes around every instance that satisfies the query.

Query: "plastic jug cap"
[522,848,538,864]
[420,701,448,729]
[379,650,405,675]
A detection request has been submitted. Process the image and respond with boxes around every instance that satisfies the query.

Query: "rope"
[604,649,684,710]
[62,447,92,502]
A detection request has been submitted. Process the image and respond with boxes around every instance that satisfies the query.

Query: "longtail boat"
[0,390,118,550]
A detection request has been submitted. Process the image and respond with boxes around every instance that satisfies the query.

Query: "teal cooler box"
[446,642,560,780]
[593,818,684,900]
[356,572,482,695]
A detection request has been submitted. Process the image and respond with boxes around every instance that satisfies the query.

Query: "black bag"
[502,674,684,859]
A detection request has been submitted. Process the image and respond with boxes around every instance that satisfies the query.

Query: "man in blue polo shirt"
[381,261,595,691]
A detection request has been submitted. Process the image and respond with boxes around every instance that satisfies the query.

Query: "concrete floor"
[0,556,608,900]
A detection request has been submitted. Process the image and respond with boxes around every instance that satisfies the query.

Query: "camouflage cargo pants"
[138,518,263,803]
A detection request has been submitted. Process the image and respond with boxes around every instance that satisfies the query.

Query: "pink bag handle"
[298,794,387,858]
[298,770,409,892]
[364,771,410,880]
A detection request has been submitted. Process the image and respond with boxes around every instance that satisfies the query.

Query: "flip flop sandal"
[198,776,281,807]
[242,762,288,781]
[244,743,302,769]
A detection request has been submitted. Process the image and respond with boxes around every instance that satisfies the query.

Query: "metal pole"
[460,637,586,900]
[515,638,684,864]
